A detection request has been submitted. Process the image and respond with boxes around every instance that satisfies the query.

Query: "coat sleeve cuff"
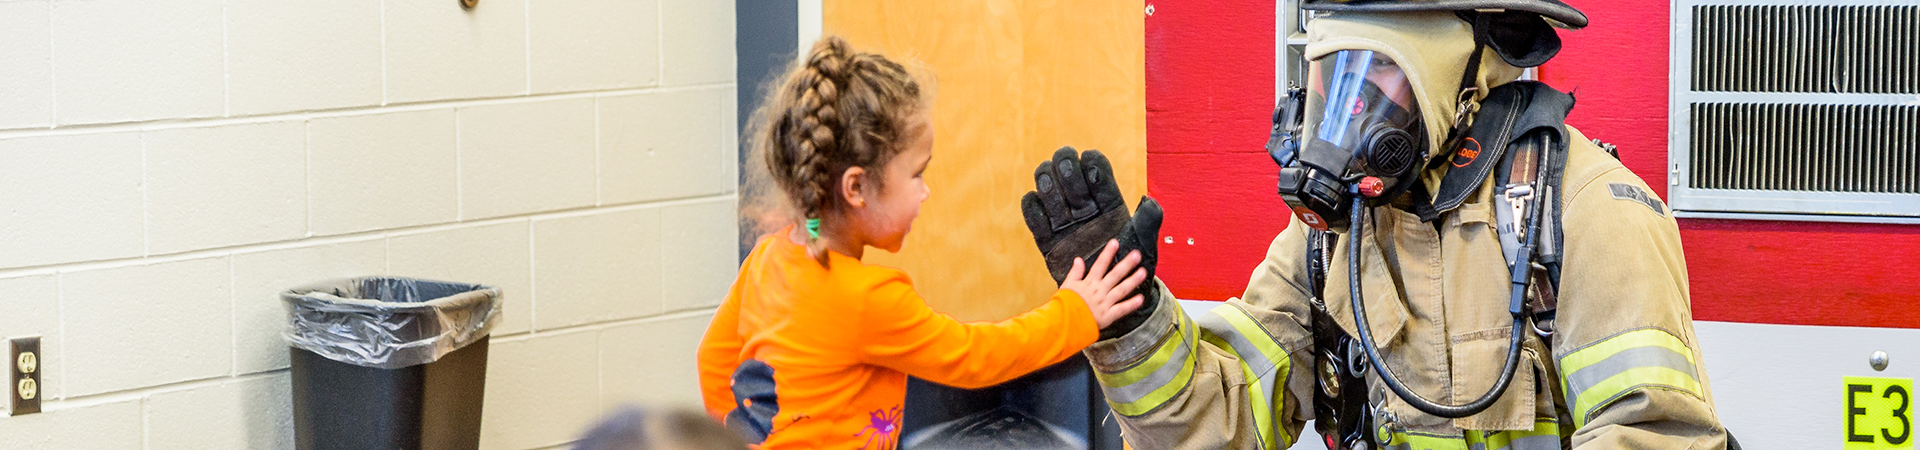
[1084,279,1181,371]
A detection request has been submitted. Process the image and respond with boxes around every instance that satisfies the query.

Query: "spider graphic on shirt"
[854,405,903,450]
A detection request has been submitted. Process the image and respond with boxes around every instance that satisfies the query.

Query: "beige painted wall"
[823,1,1149,322]
[0,1,735,449]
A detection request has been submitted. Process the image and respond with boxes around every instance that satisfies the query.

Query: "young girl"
[697,36,1147,449]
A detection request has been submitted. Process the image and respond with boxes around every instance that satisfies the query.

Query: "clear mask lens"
[1306,51,1417,146]
[1302,50,1424,184]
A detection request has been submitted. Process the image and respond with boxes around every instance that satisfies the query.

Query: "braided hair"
[754,36,925,266]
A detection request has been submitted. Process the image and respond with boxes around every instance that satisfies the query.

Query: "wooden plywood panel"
[824,1,1146,322]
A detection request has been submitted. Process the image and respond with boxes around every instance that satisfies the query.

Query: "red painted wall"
[1145,0,1285,301]
[1145,0,1920,328]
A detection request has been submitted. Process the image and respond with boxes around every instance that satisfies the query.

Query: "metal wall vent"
[1692,5,1918,94]
[1690,103,1918,193]
[1671,1,1920,223]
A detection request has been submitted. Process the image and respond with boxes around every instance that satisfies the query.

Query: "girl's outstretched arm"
[856,241,1146,388]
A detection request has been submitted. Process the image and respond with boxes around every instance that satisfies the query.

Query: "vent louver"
[1690,103,1918,194]
[1673,2,1920,222]
[1692,5,1919,94]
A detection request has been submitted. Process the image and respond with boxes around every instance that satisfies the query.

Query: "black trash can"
[282,277,502,450]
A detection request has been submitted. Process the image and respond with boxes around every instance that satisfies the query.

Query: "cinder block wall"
[0,1,736,449]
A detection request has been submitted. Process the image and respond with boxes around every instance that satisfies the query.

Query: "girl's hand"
[1060,240,1149,330]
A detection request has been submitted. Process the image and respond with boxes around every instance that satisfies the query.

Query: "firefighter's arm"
[856,275,1101,389]
[1555,159,1728,449]
[1082,217,1319,450]
[696,285,748,421]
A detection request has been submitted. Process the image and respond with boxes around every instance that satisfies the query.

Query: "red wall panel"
[1541,0,1674,196]
[1676,219,1920,328]
[1144,0,1287,301]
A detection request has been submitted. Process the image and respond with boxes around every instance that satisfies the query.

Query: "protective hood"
[1306,11,1526,170]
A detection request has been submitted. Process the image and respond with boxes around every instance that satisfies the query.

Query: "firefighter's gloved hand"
[1101,198,1160,340]
[1020,147,1161,340]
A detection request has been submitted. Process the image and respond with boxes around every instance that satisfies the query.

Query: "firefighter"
[1016,0,1732,448]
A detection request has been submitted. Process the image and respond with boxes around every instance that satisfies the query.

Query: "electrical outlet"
[10,336,40,416]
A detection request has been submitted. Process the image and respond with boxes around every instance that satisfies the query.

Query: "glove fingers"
[1079,150,1127,215]
[1131,196,1164,243]
[1020,192,1055,251]
[1051,147,1099,222]
[1033,156,1075,230]
[1118,197,1162,282]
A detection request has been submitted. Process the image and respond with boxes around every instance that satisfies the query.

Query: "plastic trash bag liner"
[282,276,501,369]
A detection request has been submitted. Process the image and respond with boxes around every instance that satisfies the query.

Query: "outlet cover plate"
[11,336,40,416]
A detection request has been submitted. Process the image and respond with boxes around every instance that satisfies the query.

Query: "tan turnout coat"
[1082,11,1729,450]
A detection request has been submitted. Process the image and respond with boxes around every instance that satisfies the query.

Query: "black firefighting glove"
[1020,147,1162,340]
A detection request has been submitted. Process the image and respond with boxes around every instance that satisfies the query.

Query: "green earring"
[805,218,821,240]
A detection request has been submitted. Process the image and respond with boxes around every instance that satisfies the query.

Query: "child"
[698,36,1147,450]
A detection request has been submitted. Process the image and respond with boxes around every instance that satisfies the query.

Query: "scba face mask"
[1273,50,1426,231]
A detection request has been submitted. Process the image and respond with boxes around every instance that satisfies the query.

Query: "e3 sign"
[1847,377,1915,450]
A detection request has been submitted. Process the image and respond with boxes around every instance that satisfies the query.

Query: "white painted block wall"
[0,1,737,449]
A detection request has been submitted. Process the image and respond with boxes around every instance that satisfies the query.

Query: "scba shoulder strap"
[1482,81,1575,335]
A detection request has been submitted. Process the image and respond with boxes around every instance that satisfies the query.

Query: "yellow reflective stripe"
[1211,304,1289,370]
[1389,420,1563,450]
[1389,431,1469,450]
[1095,312,1191,387]
[1405,435,1469,450]
[1387,419,1563,450]
[1097,311,1197,416]
[1202,333,1278,450]
[1559,328,1695,373]
[1557,328,1703,427]
[1569,366,1703,427]
[1199,304,1295,448]
[1103,349,1195,416]
[1470,419,1563,450]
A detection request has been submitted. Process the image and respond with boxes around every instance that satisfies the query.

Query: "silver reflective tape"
[1502,433,1562,450]
[1194,308,1280,380]
[1101,322,1195,405]
[1472,433,1564,450]
[1564,345,1700,403]
[1194,306,1285,443]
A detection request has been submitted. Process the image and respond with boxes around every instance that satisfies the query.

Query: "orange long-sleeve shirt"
[697,229,1099,449]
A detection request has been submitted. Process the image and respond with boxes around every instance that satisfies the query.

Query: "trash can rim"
[279,276,499,309]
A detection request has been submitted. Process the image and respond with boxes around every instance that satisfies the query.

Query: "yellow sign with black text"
[1847,376,1915,449]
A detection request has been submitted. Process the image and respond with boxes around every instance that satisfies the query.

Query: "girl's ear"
[839,166,868,208]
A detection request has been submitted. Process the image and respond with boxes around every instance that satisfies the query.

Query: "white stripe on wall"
[1177,299,1918,447]
[798,0,822,56]
[1696,320,1920,448]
